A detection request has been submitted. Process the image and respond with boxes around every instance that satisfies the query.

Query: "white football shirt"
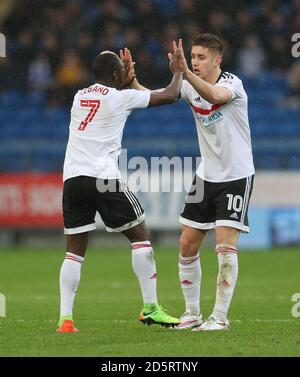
[181,72,255,182]
[63,83,150,181]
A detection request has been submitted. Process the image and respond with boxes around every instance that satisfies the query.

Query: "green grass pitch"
[0,246,299,356]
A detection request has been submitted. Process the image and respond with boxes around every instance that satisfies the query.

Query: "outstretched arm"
[175,39,232,104]
[120,44,183,105]
[148,45,183,107]
[148,73,182,106]
[130,78,149,91]
[119,48,148,90]
[119,47,171,92]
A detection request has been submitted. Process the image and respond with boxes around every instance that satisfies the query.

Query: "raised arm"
[175,39,232,104]
[119,48,148,90]
[148,73,182,107]
[147,44,183,107]
[120,46,182,96]
[120,44,183,106]
[130,78,149,91]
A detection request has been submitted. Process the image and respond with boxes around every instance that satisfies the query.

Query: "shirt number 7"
[78,100,100,131]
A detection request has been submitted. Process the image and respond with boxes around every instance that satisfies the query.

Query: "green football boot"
[139,305,180,327]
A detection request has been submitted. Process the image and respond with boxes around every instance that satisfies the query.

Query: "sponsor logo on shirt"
[229,212,239,220]
[221,72,234,80]
[193,97,202,103]
[191,103,225,128]
[199,111,223,128]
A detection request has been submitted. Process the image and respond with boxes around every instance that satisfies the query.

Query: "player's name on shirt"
[79,84,110,96]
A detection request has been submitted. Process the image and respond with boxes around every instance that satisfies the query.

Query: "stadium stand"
[0,0,299,172]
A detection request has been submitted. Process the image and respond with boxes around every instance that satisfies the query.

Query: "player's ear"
[112,70,119,81]
[215,55,222,67]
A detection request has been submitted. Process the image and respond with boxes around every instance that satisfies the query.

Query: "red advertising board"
[0,173,63,227]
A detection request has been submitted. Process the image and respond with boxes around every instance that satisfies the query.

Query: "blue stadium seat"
[254,153,284,170]
[287,155,300,169]
[0,72,299,172]
[25,91,46,107]
[0,90,24,109]
[0,150,31,172]
[31,149,65,172]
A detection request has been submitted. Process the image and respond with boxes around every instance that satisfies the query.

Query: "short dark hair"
[92,52,122,80]
[192,33,224,55]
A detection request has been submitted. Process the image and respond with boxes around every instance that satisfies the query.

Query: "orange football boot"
[57,320,79,333]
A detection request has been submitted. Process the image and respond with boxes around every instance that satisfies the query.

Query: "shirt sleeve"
[121,89,151,111]
[215,76,244,100]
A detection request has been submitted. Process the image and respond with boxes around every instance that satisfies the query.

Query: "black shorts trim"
[63,176,144,234]
[180,175,254,233]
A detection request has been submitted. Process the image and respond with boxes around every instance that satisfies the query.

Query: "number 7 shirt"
[63,84,150,181]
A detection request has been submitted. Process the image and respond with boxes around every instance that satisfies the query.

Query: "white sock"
[178,253,201,316]
[131,241,158,305]
[212,244,238,321]
[59,252,84,318]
